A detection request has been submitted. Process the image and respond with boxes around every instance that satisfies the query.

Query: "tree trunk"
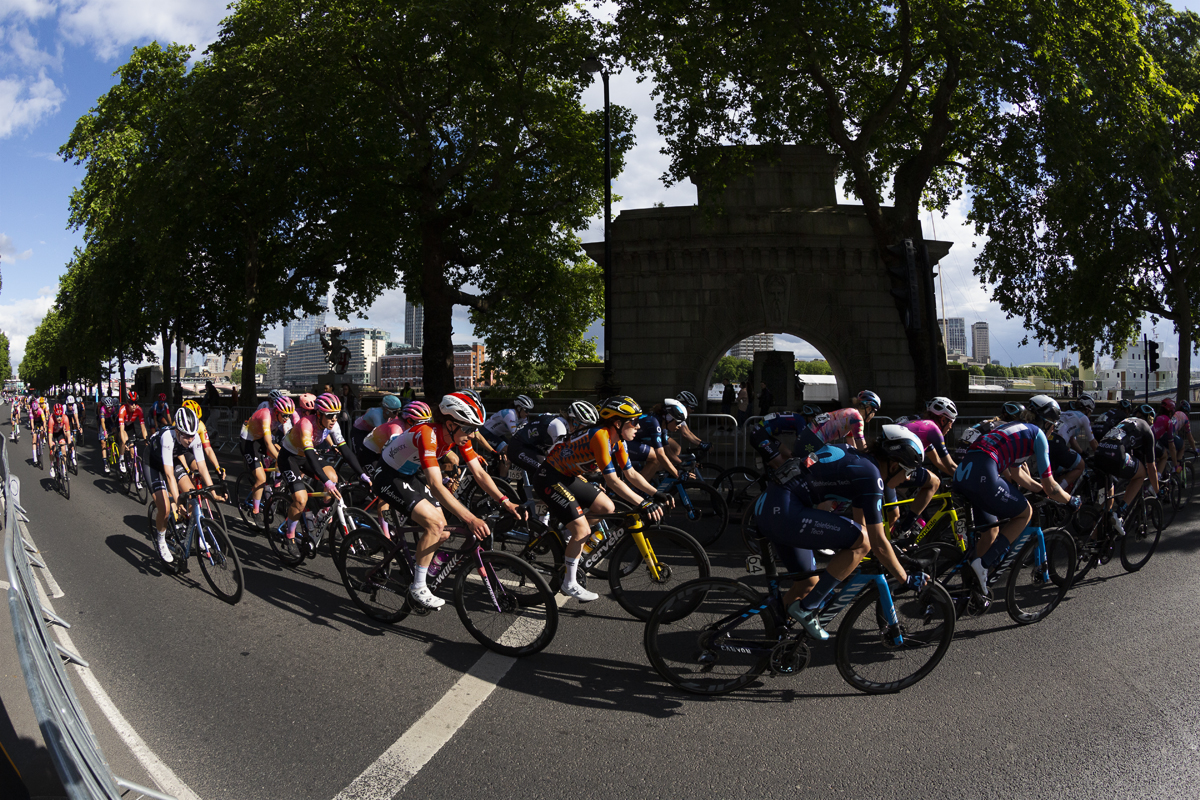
[1172,269,1193,404]
[241,232,263,408]
[420,227,456,399]
[161,328,173,392]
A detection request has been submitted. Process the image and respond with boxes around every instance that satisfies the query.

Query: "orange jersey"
[380,422,479,474]
[198,420,212,448]
[49,414,72,435]
[545,425,631,477]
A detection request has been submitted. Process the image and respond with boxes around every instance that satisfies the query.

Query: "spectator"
[721,382,735,416]
[231,386,239,406]
[736,383,749,427]
[400,381,416,402]
[204,380,219,407]
[758,381,774,416]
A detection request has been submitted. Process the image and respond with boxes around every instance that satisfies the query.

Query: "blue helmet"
[381,394,403,411]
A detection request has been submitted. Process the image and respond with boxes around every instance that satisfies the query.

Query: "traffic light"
[1148,341,1160,372]
[886,239,920,329]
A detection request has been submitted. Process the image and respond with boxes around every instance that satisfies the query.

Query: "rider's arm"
[855,507,908,583]
[679,423,702,445]
[463,456,522,516]
[335,438,365,476]
[654,445,679,478]
[424,463,479,525]
[1031,431,1071,503]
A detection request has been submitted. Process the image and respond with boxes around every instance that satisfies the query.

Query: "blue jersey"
[634,414,669,449]
[759,412,807,435]
[967,421,1052,479]
[790,445,885,525]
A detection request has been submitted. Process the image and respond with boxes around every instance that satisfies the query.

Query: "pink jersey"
[1171,410,1191,437]
[363,420,405,454]
[900,418,949,456]
[807,408,865,445]
[1153,415,1173,441]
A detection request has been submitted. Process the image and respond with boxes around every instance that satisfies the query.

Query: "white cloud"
[0,69,64,137]
[1,23,60,70]
[0,291,55,366]
[58,0,229,60]
[0,232,33,260]
[0,0,56,22]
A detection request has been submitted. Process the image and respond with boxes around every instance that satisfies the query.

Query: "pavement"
[2,418,1200,800]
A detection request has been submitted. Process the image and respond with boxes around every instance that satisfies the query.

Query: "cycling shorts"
[1047,435,1082,475]
[896,466,933,491]
[753,485,864,575]
[531,463,603,524]
[952,451,1030,527]
[241,438,269,470]
[1095,448,1139,482]
[507,440,544,475]
[748,427,783,464]
[145,459,189,495]
[277,447,322,495]
[368,463,437,518]
[52,428,70,444]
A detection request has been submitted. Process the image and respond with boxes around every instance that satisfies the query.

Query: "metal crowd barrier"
[3,437,175,800]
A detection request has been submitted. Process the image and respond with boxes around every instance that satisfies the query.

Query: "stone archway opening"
[701,330,850,415]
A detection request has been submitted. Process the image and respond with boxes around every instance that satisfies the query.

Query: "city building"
[937,317,967,355]
[1094,339,1177,395]
[405,301,424,348]
[971,322,990,364]
[283,326,392,388]
[379,343,488,391]
[729,333,775,360]
[264,352,287,388]
[340,327,391,387]
[283,308,327,352]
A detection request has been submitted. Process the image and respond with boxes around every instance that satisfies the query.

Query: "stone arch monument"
[583,145,950,411]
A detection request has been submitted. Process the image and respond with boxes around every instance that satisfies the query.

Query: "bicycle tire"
[196,515,244,604]
[330,506,384,572]
[454,550,558,657]
[1161,477,1179,528]
[607,524,711,621]
[263,495,305,567]
[148,499,188,575]
[465,477,517,517]
[664,480,728,547]
[340,529,412,624]
[234,471,268,532]
[118,453,131,495]
[696,461,725,484]
[643,578,775,696]
[69,450,78,476]
[495,519,564,586]
[1005,528,1075,624]
[1120,498,1163,572]
[713,466,763,520]
[131,457,149,504]
[1184,461,1196,505]
[61,458,70,500]
[908,541,990,627]
[835,581,956,694]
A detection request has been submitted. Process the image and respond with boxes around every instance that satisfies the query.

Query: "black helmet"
[876,424,925,470]
[1001,401,1025,422]
[1117,398,1134,412]
[1136,403,1157,422]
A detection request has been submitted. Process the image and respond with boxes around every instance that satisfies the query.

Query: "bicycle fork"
[629,521,667,582]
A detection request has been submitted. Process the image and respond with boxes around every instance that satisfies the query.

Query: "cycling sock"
[379,519,390,539]
[412,565,429,590]
[564,556,580,585]
[252,498,261,513]
[799,571,842,612]
[286,519,298,538]
[980,536,1012,570]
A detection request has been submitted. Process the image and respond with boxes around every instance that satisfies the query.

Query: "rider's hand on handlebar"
[324,479,343,501]
[652,490,674,510]
[501,497,526,521]
[468,516,491,541]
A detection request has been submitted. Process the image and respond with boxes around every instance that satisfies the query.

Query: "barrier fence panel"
[3,437,176,800]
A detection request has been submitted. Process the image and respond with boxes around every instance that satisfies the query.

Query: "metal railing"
[3,437,175,800]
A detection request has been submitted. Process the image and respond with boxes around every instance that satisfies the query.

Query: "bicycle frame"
[885,492,967,552]
[366,526,509,610]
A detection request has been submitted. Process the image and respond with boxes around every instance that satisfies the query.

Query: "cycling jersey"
[1057,410,1094,444]
[633,414,670,449]
[757,412,807,435]
[362,419,405,455]
[118,404,144,427]
[788,445,886,525]
[545,425,631,478]
[953,420,996,461]
[150,401,171,423]
[353,406,388,432]
[900,418,950,458]
[282,414,348,455]
[1100,418,1156,463]
[48,414,72,437]
[379,422,480,476]
[196,420,213,448]
[1171,410,1191,436]
[796,408,866,454]
[482,409,522,438]
[147,426,204,471]
[513,414,570,455]
[241,408,276,441]
[965,421,1052,480]
[1152,414,1174,443]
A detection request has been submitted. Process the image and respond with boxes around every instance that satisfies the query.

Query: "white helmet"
[926,396,958,421]
[439,392,484,426]
[1077,393,1096,413]
[514,395,535,411]
[567,400,598,426]
[66,395,76,404]
[174,407,200,436]
[663,398,688,423]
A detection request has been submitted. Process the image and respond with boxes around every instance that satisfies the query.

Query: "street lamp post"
[583,56,615,394]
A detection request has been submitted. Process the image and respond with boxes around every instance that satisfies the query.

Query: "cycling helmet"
[876,424,925,470]
[1161,397,1176,414]
[567,400,599,426]
[1077,393,1096,413]
[381,394,403,411]
[676,390,699,410]
[514,395,535,412]
[268,389,287,402]
[272,395,295,416]
[1180,400,1192,414]
[157,393,167,402]
[1136,403,1157,421]
[174,407,200,436]
[183,399,203,418]
[663,398,688,423]
[1001,401,1025,422]
[66,395,75,404]
[926,396,958,421]
[53,403,64,415]
[1117,398,1134,412]
[125,391,138,403]
[1028,394,1062,423]
[402,401,433,425]
[314,392,342,414]
[297,393,317,412]
[440,392,484,426]
[801,404,822,417]
[599,395,643,421]
[461,388,486,418]
[856,390,882,411]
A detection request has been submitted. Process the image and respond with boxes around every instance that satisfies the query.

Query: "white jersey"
[483,408,521,437]
[1058,410,1094,444]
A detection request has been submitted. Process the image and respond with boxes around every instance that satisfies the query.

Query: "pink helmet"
[272,395,295,416]
[315,392,342,414]
[296,393,317,412]
[401,401,432,425]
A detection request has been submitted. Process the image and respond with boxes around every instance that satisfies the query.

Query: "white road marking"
[30,556,203,800]
[332,594,569,800]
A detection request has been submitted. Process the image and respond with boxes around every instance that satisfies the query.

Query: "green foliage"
[967,365,984,377]
[0,331,11,381]
[712,356,751,386]
[794,359,832,375]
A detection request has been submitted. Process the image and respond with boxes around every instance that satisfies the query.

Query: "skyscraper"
[405,300,424,348]
[729,334,775,360]
[937,317,967,355]
[971,321,990,363]
[283,307,327,352]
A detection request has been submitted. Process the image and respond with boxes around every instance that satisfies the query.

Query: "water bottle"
[580,527,605,555]
[429,551,449,577]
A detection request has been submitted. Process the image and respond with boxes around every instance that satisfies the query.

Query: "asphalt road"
[7,429,1200,800]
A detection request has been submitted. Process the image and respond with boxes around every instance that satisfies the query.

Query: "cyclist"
[62,394,83,470]
[794,390,881,455]
[372,393,523,609]
[1171,399,1195,458]
[9,395,20,442]
[480,394,534,455]
[534,396,670,602]
[952,394,1075,597]
[240,394,297,526]
[509,400,599,475]
[900,397,958,475]
[47,403,74,481]
[669,390,711,460]
[182,400,226,485]
[998,401,1025,423]
[117,391,147,473]
[30,396,48,467]
[97,395,119,474]
[361,399,416,467]
[276,393,370,555]
[629,399,689,480]
[1094,403,1161,530]
[754,425,930,640]
[1059,394,1098,454]
[149,392,172,432]
[1092,398,1133,440]
[351,394,403,455]
[747,406,822,469]
[1152,401,1178,477]
[146,407,222,564]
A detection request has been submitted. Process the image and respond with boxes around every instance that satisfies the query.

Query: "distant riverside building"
[938,317,967,355]
[971,322,990,363]
[729,334,775,360]
[379,343,487,391]
[283,308,327,352]
[405,301,425,348]
[283,327,390,388]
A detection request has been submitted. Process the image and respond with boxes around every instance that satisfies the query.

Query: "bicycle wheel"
[1120,498,1163,572]
[263,495,305,567]
[118,453,131,495]
[1005,528,1075,624]
[329,506,383,572]
[494,519,564,585]
[131,457,149,504]
[835,581,955,694]
[340,530,412,623]
[643,578,776,695]
[465,476,517,517]
[69,449,78,476]
[696,461,725,484]
[454,550,557,657]
[196,515,244,604]
[234,471,267,532]
[713,467,763,520]
[1161,477,1180,528]
[607,524,711,621]
[61,458,70,499]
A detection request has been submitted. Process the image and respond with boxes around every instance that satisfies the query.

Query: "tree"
[795,359,833,376]
[617,0,1153,398]
[712,356,751,385]
[0,331,12,381]
[970,1,1199,405]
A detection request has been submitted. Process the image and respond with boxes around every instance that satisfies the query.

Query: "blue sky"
[3,1,1198,375]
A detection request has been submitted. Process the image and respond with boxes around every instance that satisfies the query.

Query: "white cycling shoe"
[156,533,174,563]
[408,584,445,609]
[560,581,599,602]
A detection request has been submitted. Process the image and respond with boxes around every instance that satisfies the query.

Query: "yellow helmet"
[38,397,47,406]
[183,399,202,419]
[598,395,643,421]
